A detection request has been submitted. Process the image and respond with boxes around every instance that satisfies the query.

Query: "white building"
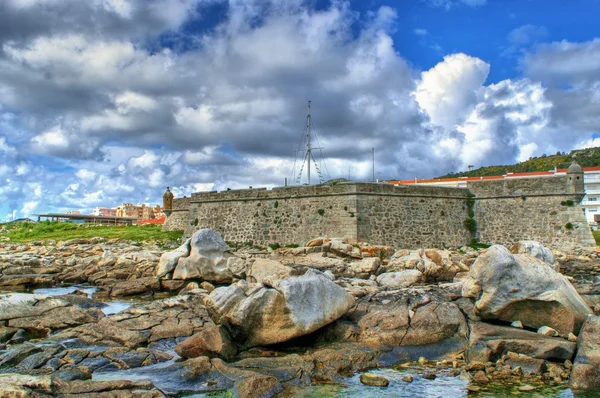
[580,167,600,227]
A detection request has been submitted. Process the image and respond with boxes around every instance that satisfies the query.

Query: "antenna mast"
[306,101,312,185]
[292,100,328,185]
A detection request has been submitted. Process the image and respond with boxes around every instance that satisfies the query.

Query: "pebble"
[466,361,486,371]
[359,373,390,387]
[467,386,481,392]
[537,326,558,337]
[518,384,536,391]
[473,370,490,384]
[422,372,437,380]
[402,375,414,383]
[511,320,523,328]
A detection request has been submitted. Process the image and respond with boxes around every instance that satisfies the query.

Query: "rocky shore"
[1,231,600,397]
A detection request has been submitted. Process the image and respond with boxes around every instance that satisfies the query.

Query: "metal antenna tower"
[293,101,327,185]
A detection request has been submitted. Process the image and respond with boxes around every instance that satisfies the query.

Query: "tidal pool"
[15,285,133,315]
[33,285,97,297]
[93,364,586,398]
[279,367,580,398]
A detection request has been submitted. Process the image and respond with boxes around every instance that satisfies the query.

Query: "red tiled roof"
[388,166,600,185]
[137,215,166,225]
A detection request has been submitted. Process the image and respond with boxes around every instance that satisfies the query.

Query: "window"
[589,197,598,201]
[589,208,598,212]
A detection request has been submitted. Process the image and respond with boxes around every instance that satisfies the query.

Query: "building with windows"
[91,207,117,217]
[578,167,600,227]
[115,203,162,220]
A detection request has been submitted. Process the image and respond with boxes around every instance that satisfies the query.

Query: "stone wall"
[184,184,359,246]
[163,197,191,232]
[163,177,596,250]
[178,183,470,249]
[354,183,470,248]
[468,176,595,250]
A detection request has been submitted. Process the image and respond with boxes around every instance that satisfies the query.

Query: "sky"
[1,0,600,219]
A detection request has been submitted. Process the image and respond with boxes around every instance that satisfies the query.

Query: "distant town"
[65,203,166,224]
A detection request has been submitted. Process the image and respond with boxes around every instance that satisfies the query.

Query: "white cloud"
[415,53,490,129]
[508,24,548,45]
[30,126,70,151]
[0,137,16,155]
[524,38,600,85]
[76,169,97,181]
[0,0,598,215]
[21,200,38,217]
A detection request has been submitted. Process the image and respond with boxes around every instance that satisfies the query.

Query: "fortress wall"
[185,183,359,246]
[165,177,596,250]
[163,197,191,232]
[183,183,471,249]
[354,183,471,248]
[468,176,596,249]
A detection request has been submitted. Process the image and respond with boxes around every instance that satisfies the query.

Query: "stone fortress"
[163,162,596,250]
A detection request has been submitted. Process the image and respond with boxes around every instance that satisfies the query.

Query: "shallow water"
[33,285,97,298]
[93,364,582,398]
[3,285,133,315]
[288,368,575,398]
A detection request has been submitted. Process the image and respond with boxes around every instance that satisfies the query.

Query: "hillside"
[438,147,600,178]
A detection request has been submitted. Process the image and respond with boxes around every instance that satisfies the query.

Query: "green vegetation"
[317,209,325,216]
[565,222,574,230]
[469,238,491,250]
[273,200,279,209]
[268,243,281,250]
[0,221,183,243]
[463,218,477,233]
[438,147,600,178]
[561,200,575,207]
[464,192,478,235]
[593,231,600,245]
[284,243,299,248]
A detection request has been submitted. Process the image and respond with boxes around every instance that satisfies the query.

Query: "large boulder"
[570,316,600,389]
[376,270,422,289]
[205,269,355,347]
[173,254,234,284]
[0,294,104,337]
[247,259,293,286]
[189,229,229,258]
[462,245,592,337]
[168,229,239,284]
[383,249,460,282]
[510,240,559,271]
[356,301,468,347]
[466,322,577,363]
[156,239,191,277]
[175,325,237,360]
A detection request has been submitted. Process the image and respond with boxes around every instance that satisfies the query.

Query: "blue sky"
[1,0,600,220]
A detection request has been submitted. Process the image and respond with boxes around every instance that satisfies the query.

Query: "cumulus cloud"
[524,38,600,85]
[0,0,598,217]
[415,53,490,129]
